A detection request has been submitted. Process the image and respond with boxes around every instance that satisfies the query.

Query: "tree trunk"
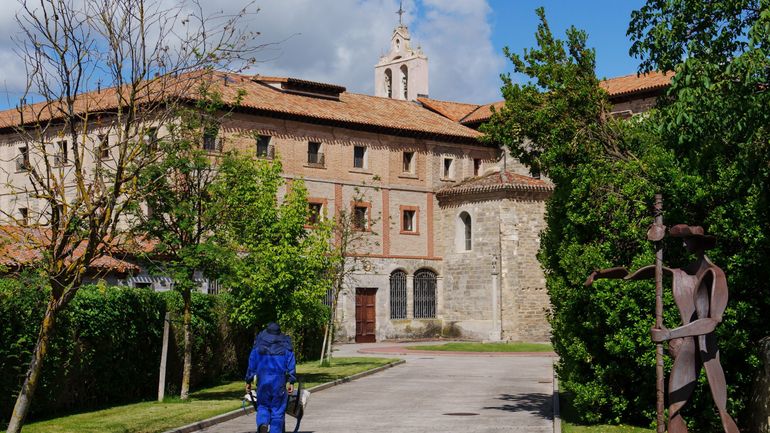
[180,288,192,399]
[6,298,58,433]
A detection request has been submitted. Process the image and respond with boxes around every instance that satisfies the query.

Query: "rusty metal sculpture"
[585,195,738,433]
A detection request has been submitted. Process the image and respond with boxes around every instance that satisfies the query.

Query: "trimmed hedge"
[0,278,252,425]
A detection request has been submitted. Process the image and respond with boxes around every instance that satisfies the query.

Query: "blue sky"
[0,0,650,109]
[486,0,647,81]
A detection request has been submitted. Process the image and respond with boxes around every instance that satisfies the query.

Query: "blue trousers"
[256,374,287,433]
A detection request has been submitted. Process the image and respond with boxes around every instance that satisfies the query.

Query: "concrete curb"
[553,358,561,433]
[357,347,557,357]
[161,359,406,433]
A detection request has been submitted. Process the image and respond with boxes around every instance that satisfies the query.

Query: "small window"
[353,146,367,169]
[308,202,323,225]
[353,205,369,231]
[443,158,453,179]
[18,208,28,226]
[459,212,472,251]
[16,147,29,171]
[403,151,415,173]
[307,141,324,166]
[203,127,219,151]
[98,135,110,159]
[473,158,482,176]
[55,140,68,165]
[256,135,273,159]
[402,209,416,232]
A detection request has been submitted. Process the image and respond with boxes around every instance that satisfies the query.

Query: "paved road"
[198,343,554,433]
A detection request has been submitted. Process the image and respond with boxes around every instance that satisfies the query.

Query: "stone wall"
[500,195,551,342]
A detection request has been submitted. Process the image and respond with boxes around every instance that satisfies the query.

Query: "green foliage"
[484,6,770,430]
[215,154,334,359]
[0,280,250,426]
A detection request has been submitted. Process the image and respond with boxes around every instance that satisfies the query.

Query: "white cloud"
[0,0,505,108]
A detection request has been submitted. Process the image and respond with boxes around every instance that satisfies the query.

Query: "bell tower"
[374,3,428,101]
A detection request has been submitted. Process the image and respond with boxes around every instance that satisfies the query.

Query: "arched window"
[400,65,408,100]
[390,270,407,319]
[458,212,472,251]
[384,69,393,98]
[414,269,436,319]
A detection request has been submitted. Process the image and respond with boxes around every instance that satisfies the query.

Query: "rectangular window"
[353,145,366,169]
[19,208,28,226]
[353,205,369,231]
[256,135,273,159]
[307,141,324,166]
[308,202,323,225]
[203,127,219,151]
[402,209,416,232]
[473,158,482,176]
[443,158,453,179]
[98,134,110,159]
[402,151,415,173]
[54,140,68,165]
[16,147,29,171]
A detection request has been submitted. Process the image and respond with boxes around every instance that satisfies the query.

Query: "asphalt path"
[198,343,554,433]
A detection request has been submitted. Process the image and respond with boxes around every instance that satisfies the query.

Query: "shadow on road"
[483,393,553,420]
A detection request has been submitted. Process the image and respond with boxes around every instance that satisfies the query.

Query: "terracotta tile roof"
[0,71,482,143]
[421,72,672,127]
[0,226,140,274]
[460,101,506,125]
[437,169,553,198]
[599,71,672,98]
[417,97,481,122]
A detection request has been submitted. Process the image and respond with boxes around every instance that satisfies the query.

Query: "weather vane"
[396,1,405,25]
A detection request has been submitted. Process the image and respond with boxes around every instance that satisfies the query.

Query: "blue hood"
[254,323,293,356]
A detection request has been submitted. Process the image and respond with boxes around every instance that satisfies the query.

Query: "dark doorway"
[355,287,377,343]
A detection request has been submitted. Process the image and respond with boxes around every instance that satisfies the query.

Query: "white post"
[158,312,170,401]
[491,255,502,341]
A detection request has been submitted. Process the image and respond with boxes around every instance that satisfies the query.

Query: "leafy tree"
[484,4,770,430]
[320,180,382,366]
[2,0,260,430]
[132,88,235,399]
[215,154,334,359]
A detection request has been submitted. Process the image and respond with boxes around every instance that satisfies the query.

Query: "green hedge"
[0,278,252,425]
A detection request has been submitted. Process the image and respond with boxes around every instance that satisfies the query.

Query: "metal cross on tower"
[396,1,405,25]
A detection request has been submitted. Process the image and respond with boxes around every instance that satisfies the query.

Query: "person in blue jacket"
[245,322,297,433]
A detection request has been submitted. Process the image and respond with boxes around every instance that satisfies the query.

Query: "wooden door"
[355,288,377,343]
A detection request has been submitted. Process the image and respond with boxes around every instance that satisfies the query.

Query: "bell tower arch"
[374,17,428,101]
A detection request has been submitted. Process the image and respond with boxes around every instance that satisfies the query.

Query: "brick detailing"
[426,192,434,257]
[382,188,390,255]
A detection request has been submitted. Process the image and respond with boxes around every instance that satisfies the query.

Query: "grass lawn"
[560,393,654,433]
[5,357,398,433]
[410,341,553,352]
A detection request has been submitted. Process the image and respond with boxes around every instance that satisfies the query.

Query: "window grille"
[390,270,407,319]
[203,128,219,151]
[324,288,335,308]
[413,269,436,319]
[353,206,368,231]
